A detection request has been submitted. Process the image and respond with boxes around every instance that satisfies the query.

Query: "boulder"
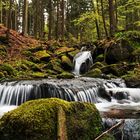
[0,98,103,140]
[57,72,74,79]
[105,39,133,64]
[84,68,102,78]
[61,55,73,71]
[35,50,51,62]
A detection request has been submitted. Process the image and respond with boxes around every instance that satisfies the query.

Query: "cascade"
[73,51,93,75]
[0,78,140,139]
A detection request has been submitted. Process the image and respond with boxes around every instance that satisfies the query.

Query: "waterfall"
[73,51,93,75]
[0,78,140,139]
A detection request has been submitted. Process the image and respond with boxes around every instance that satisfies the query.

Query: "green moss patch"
[0,98,102,140]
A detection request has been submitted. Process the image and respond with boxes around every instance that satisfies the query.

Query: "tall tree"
[108,0,116,36]
[22,0,28,35]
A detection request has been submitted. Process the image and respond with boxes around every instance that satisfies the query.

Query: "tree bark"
[108,0,116,37]
[101,0,108,37]
[22,0,28,35]
[48,0,52,40]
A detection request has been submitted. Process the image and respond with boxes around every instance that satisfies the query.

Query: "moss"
[122,67,140,87]
[55,47,75,55]
[61,55,73,71]
[84,68,102,78]
[31,72,48,78]
[90,62,105,69]
[68,49,80,58]
[35,50,51,62]
[46,59,64,73]
[0,63,16,76]
[101,63,128,77]
[0,72,4,78]
[57,72,74,79]
[21,50,33,57]
[27,46,44,53]
[0,98,102,140]
[95,54,104,62]
[22,60,41,72]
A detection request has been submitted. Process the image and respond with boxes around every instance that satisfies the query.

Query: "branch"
[95,120,125,140]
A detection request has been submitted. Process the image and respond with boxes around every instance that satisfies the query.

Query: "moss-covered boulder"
[131,48,140,63]
[84,68,102,78]
[61,55,73,71]
[0,63,16,76]
[90,62,105,70]
[57,72,74,79]
[122,67,140,88]
[35,50,51,62]
[0,98,103,140]
[30,72,48,78]
[95,54,104,62]
[101,63,128,77]
[55,47,75,55]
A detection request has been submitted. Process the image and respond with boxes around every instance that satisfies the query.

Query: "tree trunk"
[101,0,108,37]
[48,0,52,40]
[61,0,65,40]
[6,0,13,40]
[108,0,116,37]
[22,0,28,35]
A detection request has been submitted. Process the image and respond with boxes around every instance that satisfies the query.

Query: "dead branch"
[95,120,125,140]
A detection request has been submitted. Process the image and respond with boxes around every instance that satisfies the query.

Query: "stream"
[0,51,140,139]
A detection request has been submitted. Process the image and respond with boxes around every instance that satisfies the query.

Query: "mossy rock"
[22,60,42,72]
[122,68,140,88]
[90,62,105,69]
[35,50,51,62]
[0,98,102,140]
[46,59,63,73]
[55,47,75,55]
[27,46,44,53]
[0,72,4,78]
[68,49,80,58]
[61,55,73,71]
[30,72,48,78]
[57,72,74,79]
[84,68,102,78]
[101,63,128,77]
[0,63,16,76]
[21,50,33,57]
[95,54,104,62]
[131,48,140,62]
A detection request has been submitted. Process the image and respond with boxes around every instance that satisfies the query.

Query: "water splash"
[73,51,93,75]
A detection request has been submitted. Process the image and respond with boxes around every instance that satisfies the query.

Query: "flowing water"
[0,51,140,139]
[73,51,93,75]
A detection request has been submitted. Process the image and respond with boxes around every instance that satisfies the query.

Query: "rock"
[0,98,102,140]
[55,47,75,55]
[105,39,133,64]
[57,72,74,79]
[0,63,16,76]
[122,67,140,88]
[101,63,128,77]
[84,68,102,78]
[90,62,105,70]
[35,50,51,62]
[131,48,140,63]
[94,54,104,62]
[31,72,48,78]
[61,55,73,71]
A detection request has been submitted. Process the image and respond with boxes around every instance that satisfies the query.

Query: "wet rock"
[61,55,73,71]
[105,39,133,64]
[84,68,102,78]
[57,72,74,79]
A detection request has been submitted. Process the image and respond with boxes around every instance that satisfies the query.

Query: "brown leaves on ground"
[0,24,40,62]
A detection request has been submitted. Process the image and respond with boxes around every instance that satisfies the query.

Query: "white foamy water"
[73,51,93,75]
[0,105,17,117]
